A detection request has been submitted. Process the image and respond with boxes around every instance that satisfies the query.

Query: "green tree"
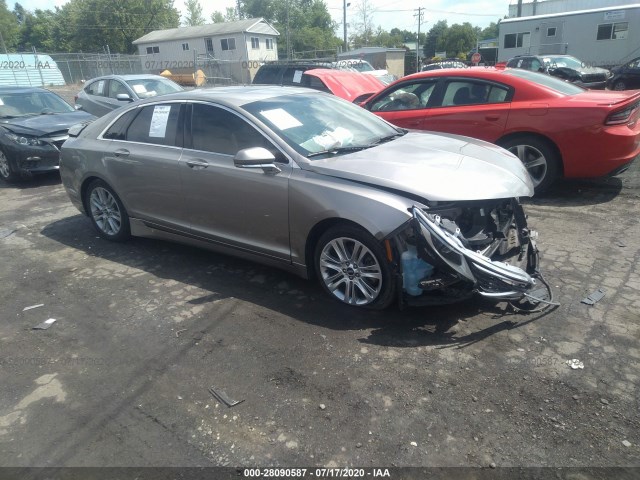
[211,7,238,23]
[479,21,499,40]
[241,0,340,58]
[183,0,205,26]
[56,0,179,54]
[440,22,476,58]
[0,0,19,50]
[423,20,447,58]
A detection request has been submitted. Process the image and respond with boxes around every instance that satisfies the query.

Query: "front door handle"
[485,115,500,121]
[186,160,209,169]
[114,148,129,158]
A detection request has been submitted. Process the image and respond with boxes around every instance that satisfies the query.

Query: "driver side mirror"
[233,147,281,175]
[116,93,133,102]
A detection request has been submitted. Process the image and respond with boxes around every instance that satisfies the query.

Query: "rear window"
[253,65,282,84]
[504,68,585,95]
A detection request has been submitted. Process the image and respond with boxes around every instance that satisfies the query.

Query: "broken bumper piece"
[411,206,538,301]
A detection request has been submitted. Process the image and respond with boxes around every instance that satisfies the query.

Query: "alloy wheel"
[508,144,548,189]
[89,187,122,236]
[319,237,383,306]
[0,151,11,179]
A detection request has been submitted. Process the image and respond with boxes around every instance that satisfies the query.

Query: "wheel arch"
[80,175,115,215]
[496,131,564,177]
[304,218,378,280]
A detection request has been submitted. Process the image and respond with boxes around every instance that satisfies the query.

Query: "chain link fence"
[44,52,246,86]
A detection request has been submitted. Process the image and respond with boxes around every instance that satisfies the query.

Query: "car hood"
[302,132,534,201]
[0,111,95,136]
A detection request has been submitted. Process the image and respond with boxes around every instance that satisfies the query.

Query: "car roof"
[0,86,50,93]
[133,85,326,107]
[404,67,508,81]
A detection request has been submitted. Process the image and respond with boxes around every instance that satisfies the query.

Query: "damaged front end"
[388,199,552,309]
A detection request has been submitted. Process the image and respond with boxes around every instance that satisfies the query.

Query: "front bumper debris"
[412,206,537,300]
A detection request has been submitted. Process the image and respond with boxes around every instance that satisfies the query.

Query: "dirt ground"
[0,92,639,478]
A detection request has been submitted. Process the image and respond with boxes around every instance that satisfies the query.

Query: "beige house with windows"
[133,18,280,84]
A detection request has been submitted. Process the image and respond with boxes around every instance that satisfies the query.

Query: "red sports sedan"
[362,67,640,191]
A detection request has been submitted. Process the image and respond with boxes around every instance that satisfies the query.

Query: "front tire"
[314,225,395,309]
[499,136,560,193]
[0,149,20,183]
[613,80,626,91]
[85,179,130,241]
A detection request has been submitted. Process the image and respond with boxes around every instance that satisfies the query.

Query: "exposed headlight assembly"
[412,206,535,300]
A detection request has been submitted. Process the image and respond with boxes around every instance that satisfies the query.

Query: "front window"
[221,38,236,51]
[0,90,75,118]
[251,37,259,49]
[182,43,189,51]
[266,38,274,50]
[243,93,402,158]
[190,104,275,156]
[370,81,437,111]
[125,78,182,99]
[146,46,160,54]
[504,68,585,95]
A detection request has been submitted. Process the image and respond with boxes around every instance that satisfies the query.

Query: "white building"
[498,4,640,66]
[133,18,279,83]
[508,0,632,17]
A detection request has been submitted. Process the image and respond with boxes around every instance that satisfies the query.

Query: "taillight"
[605,101,639,125]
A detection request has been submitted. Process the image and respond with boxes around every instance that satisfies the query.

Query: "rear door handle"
[114,148,129,157]
[186,160,209,169]
[485,115,500,121]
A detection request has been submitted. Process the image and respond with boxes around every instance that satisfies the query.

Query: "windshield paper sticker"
[260,108,302,130]
[292,70,303,83]
[149,105,171,138]
[97,80,105,94]
[132,84,147,94]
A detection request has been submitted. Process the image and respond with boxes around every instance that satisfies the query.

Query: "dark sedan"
[0,86,95,182]
[506,55,611,89]
[607,57,640,91]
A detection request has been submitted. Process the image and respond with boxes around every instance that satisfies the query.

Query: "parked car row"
[1,58,638,310]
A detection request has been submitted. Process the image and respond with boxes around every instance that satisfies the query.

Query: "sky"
[17,0,509,33]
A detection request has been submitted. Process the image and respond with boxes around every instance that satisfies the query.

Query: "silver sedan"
[60,86,548,310]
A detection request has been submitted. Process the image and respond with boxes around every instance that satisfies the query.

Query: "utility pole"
[343,0,349,52]
[414,7,424,72]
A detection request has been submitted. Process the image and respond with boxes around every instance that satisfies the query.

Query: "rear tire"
[84,179,131,241]
[499,136,560,193]
[314,225,395,309]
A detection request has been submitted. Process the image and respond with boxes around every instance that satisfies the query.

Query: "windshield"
[351,61,374,72]
[0,91,75,117]
[504,68,585,95]
[125,78,182,98]
[543,56,583,69]
[243,93,402,158]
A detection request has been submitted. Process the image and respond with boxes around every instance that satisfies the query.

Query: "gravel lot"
[0,88,639,478]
